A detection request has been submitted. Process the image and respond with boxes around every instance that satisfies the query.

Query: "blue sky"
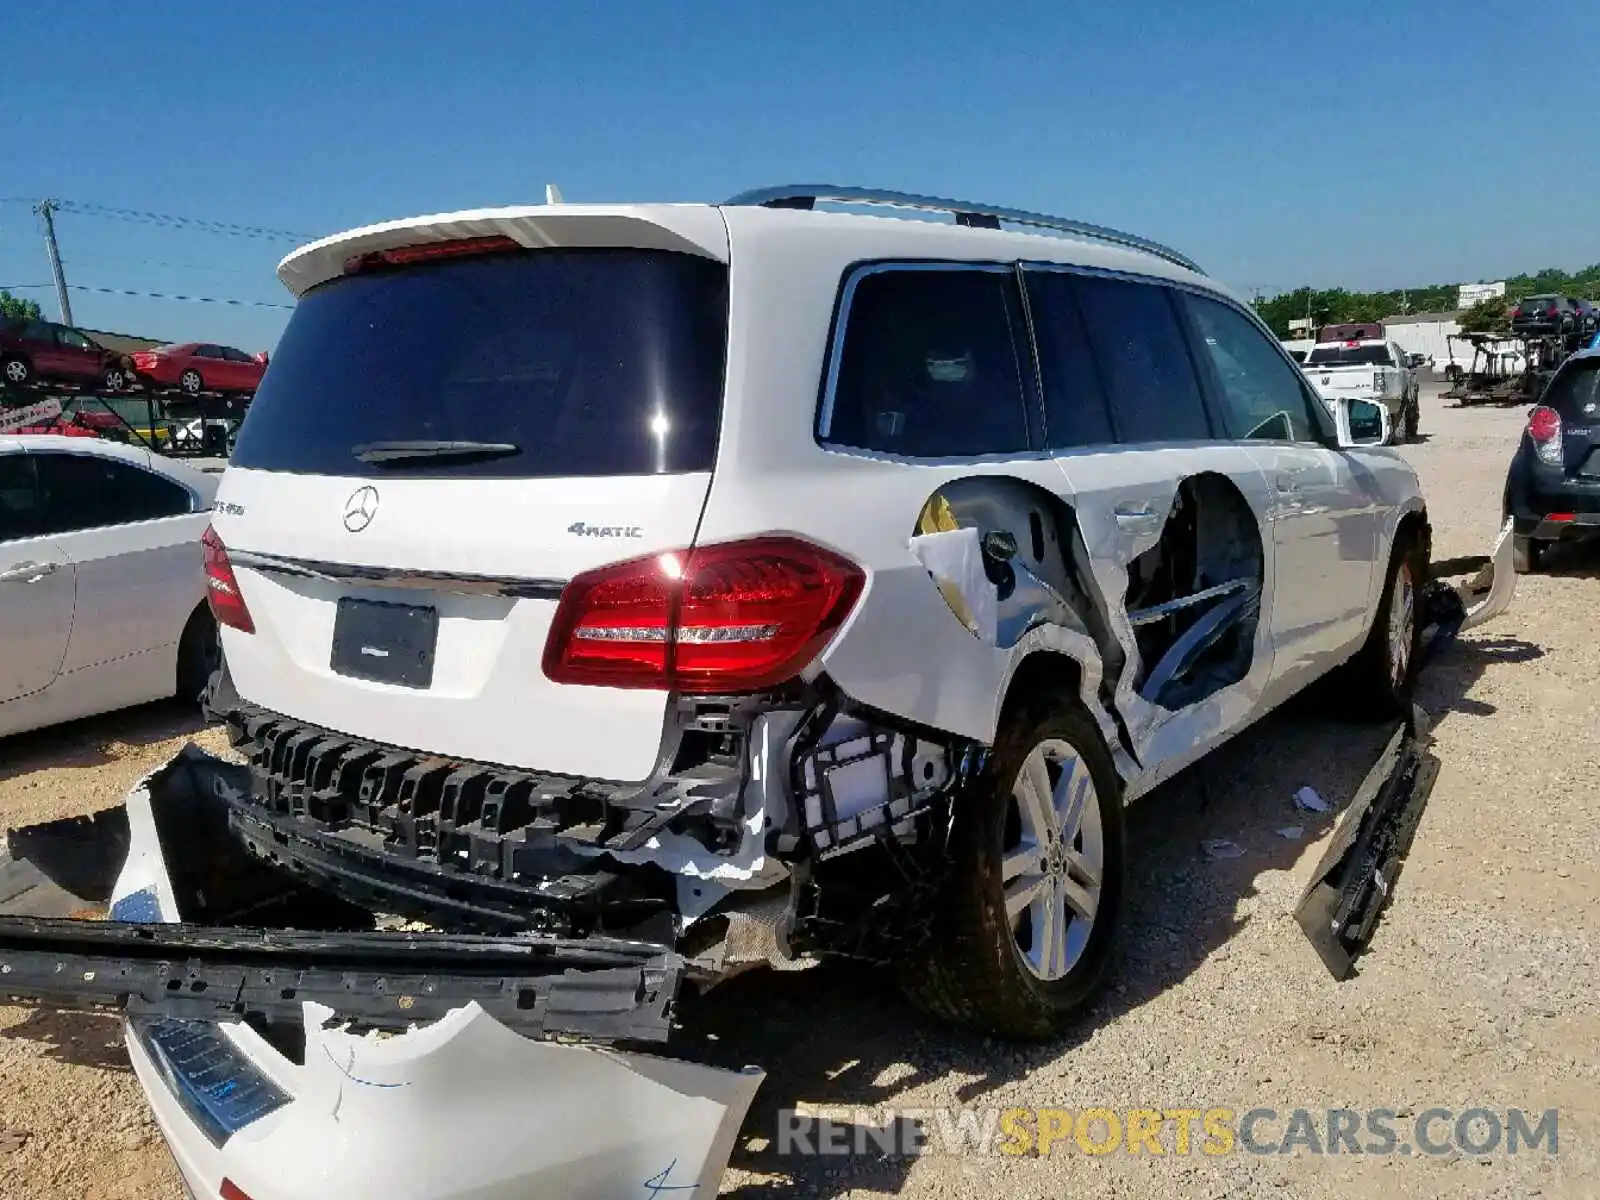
[2,0,1594,349]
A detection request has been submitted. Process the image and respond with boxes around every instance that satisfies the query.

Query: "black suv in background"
[1510,295,1579,337]
[1504,349,1600,571]
[1571,299,1599,339]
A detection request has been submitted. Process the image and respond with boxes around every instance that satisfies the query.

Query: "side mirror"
[1334,398,1390,447]
[1407,353,1426,368]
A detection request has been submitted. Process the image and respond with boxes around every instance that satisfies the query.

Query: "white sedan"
[0,435,219,737]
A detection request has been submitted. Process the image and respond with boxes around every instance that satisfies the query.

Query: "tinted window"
[1185,293,1322,442]
[222,347,255,363]
[232,249,728,478]
[1074,277,1211,441]
[0,453,41,542]
[1024,271,1115,448]
[33,454,192,534]
[20,321,53,343]
[57,329,93,350]
[1545,359,1600,421]
[827,267,1030,458]
[1306,344,1393,366]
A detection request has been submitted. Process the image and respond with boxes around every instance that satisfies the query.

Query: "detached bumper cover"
[0,748,765,1200]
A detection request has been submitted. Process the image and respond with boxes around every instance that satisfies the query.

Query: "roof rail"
[723,184,1204,275]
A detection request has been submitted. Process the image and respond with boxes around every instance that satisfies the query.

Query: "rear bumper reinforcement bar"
[0,915,683,1042]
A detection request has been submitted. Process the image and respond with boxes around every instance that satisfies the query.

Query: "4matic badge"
[568,522,643,539]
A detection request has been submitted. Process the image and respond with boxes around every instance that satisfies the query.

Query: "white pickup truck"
[1303,338,1422,443]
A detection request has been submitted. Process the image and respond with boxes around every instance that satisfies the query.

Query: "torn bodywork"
[1293,705,1440,979]
[0,755,764,1199]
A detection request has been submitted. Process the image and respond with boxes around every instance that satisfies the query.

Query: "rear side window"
[232,249,729,478]
[32,453,192,533]
[1023,270,1115,449]
[825,267,1031,458]
[1074,277,1211,442]
[1545,359,1600,421]
[1184,293,1323,442]
[0,453,41,542]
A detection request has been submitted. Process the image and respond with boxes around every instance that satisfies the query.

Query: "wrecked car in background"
[0,185,1516,1197]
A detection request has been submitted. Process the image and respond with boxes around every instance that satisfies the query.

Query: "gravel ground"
[0,383,1595,1198]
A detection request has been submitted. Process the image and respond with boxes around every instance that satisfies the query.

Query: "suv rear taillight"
[1528,405,1564,465]
[543,536,865,692]
[344,235,520,274]
[202,525,255,633]
[1547,306,1560,317]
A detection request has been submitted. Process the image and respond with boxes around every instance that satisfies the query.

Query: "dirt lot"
[1,383,1595,1199]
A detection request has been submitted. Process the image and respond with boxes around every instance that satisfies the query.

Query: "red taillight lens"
[543,537,865,692]
[1547,306,1559,317]
[220,1180,255,1200]
[202,525,255,634]
[1528,405,1561,442]
[344,235,520,274]
[1528,404,1564,465]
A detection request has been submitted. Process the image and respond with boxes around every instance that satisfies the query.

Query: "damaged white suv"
[0,187,1520,1197]
[190,186,1520,1037]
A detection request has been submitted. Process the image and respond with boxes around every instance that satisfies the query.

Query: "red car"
[0,317,136,391]
[131,342,268,395]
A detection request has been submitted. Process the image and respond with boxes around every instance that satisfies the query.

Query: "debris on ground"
[1201,839,1245,859]
[1294,706,1439,980]
[1293,786,1331,813]
[1277,826,1304,841]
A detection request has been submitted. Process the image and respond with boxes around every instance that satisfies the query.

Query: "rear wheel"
[175,605,220,706]
[1404,395,1420,442]
[1513,535,1542,574]
[2,356,32,387]
[102,366,126,392]
[902,694,1123,1040]
[179,368,203,395]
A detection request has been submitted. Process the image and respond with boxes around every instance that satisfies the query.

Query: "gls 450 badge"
[568,522,643,539]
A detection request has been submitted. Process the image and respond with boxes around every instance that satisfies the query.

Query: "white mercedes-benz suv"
[190,184,1512,1043]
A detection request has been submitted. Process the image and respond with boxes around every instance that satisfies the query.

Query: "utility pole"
[36,200,73,326]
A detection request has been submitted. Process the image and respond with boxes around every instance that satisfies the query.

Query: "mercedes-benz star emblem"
[344,486,380,533]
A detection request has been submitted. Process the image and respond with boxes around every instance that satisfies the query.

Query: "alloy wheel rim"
[1002,738,1103,982]
[1388,563,1414,688]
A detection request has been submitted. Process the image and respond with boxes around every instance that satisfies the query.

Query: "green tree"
[0,290,43,321]
[1457,296,1510,335]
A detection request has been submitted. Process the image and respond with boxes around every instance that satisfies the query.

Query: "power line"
[55,200,310,243]
[67,284,293,310]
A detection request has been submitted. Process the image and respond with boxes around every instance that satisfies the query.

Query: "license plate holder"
[330,598,438,689]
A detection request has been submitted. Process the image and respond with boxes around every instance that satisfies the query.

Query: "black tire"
[1512,535,1542,574]
[901,693,1124,1040]
[1342,527,1424,720]
[180,368,203,396]
[175,605,220,706]
[102,366,126,392]
[2,356,32,388]
[1404,395,1420,442]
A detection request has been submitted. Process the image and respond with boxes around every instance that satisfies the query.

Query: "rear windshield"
[231,248,728,478]
[1306,345,1391,367]
[1546,360,1600,420]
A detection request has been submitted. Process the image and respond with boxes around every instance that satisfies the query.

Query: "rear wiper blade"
[352,439,520,464]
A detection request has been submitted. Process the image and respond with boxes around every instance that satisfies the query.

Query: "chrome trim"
[229,549,566,599]
[725,185,1205,275]
[817,260,1016,441]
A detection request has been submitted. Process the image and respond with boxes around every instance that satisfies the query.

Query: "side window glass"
[1183,293,1320,442]
[1075,278,1211,441]
[1023,271,1116,449]
[34,454,192,534]
[0,453,41,542]
[57,329,92,350]
[21,321,53,343]
[827,268,1030,458]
